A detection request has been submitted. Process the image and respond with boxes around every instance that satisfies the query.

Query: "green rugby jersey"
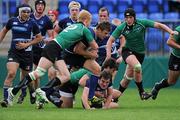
[54,23,94,50]
[172,26,180,57]
[112,19,155,53]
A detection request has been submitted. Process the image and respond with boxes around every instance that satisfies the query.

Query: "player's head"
[96,21,111,40]
[102,58,118,74]
[99,70,112,89]
[98,7,109,23]
[124,8,136,26]
[78,9,92,27]
[68,1,81,21]
[48,10,58,23]
[35,0,46,14]
[18,4,31,21]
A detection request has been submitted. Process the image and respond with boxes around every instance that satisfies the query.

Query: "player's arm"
[45,29,54,43]
[0,27,9,43]
[79,74,90,87]
[118,35,126,55]
[81,87,91,109]
[154,22,175,35]
[103,87,113,109]
[167,32,180,49]
[106,36,116,60]
[16,33,42,50]
[74,41,98,59]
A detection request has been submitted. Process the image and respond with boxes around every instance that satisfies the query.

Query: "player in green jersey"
[151,26,180,100]
[106,8,176,100]
[5,10,99,107]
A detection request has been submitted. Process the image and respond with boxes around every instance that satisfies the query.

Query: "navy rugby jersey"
[5,17,40,52]
[91,23,119,57]
[86,75,112,99]
[58,17,76,30]
[30,14,53,48]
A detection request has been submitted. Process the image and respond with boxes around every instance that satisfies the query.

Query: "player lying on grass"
[81,70,120,109]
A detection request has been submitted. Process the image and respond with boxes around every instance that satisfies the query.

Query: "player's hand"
[170,31,179,36]
[89,49,98,59]
[118,47,122,55]
[16,42,29,50]
[116,56,123,64]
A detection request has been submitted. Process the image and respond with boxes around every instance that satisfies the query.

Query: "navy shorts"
[7,50,33,71]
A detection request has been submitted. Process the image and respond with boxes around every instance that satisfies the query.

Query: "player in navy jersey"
[30,0,53,89]
[16,0,54,104]
[92,7,125,66]
[54,1,81,36]
[0,4,42,107]
[81,70,120,109]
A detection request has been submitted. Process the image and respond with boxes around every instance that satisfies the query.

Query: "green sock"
[70,68,92,84]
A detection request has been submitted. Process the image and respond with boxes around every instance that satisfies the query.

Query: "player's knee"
[29,67,46,80]
[124,74,133,81]
[134,63,142,73]
[7,71,16,79]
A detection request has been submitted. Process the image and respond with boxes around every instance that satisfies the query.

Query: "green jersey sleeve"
[83,27,94,43]
[174,26,180,42]
[138,19,155,28]
[111,22,126,39]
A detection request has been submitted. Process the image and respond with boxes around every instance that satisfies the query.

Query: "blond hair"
[77,9,92,22]
[68,1,81,9]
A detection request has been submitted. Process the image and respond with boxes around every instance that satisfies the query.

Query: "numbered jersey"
[55,22,94,50]
[58,17,76,30]
[5,17,40,52]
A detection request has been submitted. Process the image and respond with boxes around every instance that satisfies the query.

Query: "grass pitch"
[0,88,179,120]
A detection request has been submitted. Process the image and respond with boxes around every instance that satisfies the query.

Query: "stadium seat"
[91,13,98,25]
[132,0,144,13]
[2,1,7,14]
[88,0,102,5]
[146,28,163,52]
[162,0,169,13]
[116,1,129,14]
[109,13,117,22]
[102,0,115,13]
[117,0,132,5]
[58,1,69,14]
[163,32,170,52]
[9,0,17,16]
[147,0,160,13]
[2,14,8,25]
[148,13,163,21]
[76,0,87,7]
[118,13,124,21]
[136,13,148,19]
[87,1,100,14]
[164,12,179,20]
[58,13,69,21]
[111,0,118,4]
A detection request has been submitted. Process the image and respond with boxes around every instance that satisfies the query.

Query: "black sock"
[135,81,144,93]
[12,75,32,95]
[28,84,35,96]
[155,78,170,91]
[118,84,126,93]
[41,77,61,96]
